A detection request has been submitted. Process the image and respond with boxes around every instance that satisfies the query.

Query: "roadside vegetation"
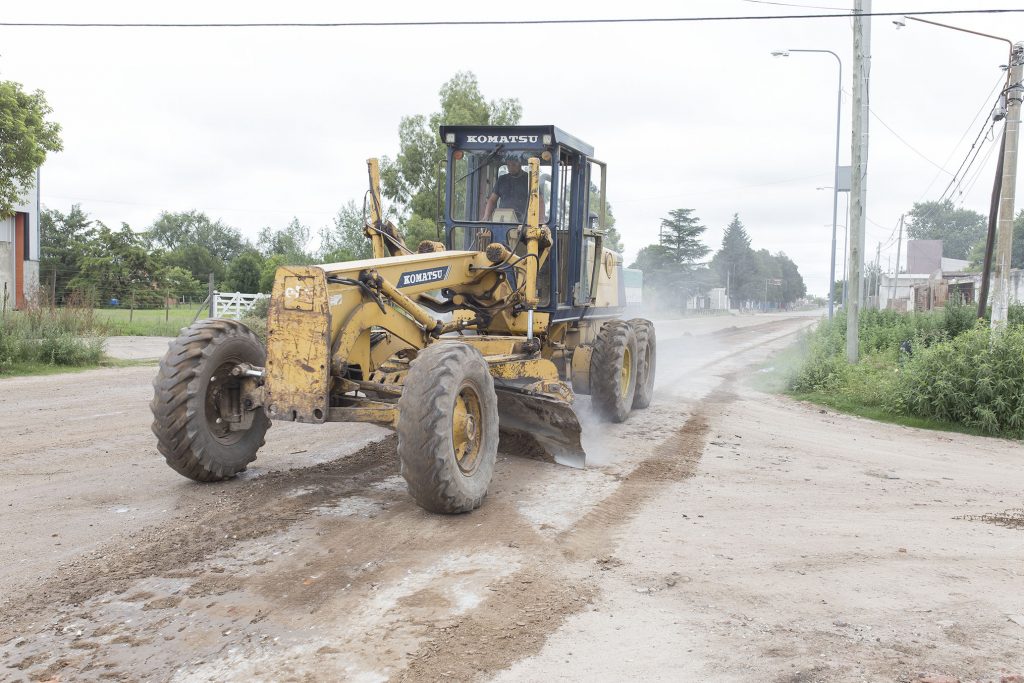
[0,299,105,375]
[778,303,1024,438]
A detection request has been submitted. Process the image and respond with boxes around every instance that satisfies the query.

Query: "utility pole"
[990,42,1024,330]
[841,222,849,307]
[872,242,881,308]
[890,214,904,307]
[847,0,871,362]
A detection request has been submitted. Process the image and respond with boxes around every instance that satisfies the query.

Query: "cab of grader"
[150,125,656,514]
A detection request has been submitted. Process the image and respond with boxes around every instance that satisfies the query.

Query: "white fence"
[213,292,267,319]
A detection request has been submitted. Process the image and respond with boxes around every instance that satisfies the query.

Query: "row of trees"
[631,211,807,310]
[41,205,373,306]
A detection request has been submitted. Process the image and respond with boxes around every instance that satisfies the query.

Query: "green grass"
[93,305,205,336]
[0,357,157,378]
[787,389,997,439]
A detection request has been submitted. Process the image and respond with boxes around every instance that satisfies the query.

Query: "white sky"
[2,0,1022,296]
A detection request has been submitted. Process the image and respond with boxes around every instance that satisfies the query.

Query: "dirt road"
[2,311,1023,682]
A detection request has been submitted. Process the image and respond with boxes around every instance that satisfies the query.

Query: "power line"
[956,131,1000,202]
[937,118,997,205]
[739,0,849,9]
[912,72,1007,202]
[0,9,1022,29]
[867,106,951,174]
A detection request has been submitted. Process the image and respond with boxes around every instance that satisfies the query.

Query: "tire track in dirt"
[394,380,737,682]
[0,437,400,640]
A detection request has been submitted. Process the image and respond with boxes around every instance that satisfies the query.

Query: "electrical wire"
[867,106,951,174]
[956,132,1000,203]
[739,0,848,9]
[936,112,999,206]
[947,122,997,203]
[0,9,1021,28]
[912,72,1007,202]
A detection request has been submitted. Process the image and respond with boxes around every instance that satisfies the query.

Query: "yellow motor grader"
[151,125,656,513]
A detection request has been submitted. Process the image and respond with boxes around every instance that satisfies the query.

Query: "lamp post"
[773,49,844,321]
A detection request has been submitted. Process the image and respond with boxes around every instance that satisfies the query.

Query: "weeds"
[0,294,106,374]
[783,301,1024,439]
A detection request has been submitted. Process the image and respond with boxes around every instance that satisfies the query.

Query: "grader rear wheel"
[150,319,269,482]
[397,343,499,513]
[590,320,639,423]
[629,318,657,409]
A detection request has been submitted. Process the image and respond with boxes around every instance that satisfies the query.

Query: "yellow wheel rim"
[452,383,484,474]
[620,346,632,400]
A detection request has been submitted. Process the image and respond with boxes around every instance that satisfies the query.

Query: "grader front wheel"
[397,343,499,513]
[150,319,269,482]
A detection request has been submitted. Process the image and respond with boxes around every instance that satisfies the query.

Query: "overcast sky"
[3,0,1021,295]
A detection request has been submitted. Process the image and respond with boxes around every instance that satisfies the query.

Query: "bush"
[787,319,847,392]
[0,298,107,372]
[894,325,1024,436]
[237,296,269,345]
[783,303,1024,438]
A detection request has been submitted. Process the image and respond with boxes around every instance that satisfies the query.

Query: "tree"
[259,253,290,293]
[905,200,985,260]
[968,210,1024,271]
[145,210,246,262]
[604,221,624,254]
[40,205,95,302]
[631,244,677,275]
[157,265,205,300]
[69,223,167,306]
[659,208,711,263]
[0,81,62,217]
[629,208,712,310]
[588,181,624,253]
[144,211,247,284]
[381,71,522,237]
[319,200,373,262]
[775,252,807,305]
[710,214,757,308]
[166,243,227,283]
[223,250,265,293]
[257,218,313,263]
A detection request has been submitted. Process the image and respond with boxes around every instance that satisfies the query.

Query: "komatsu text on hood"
[464,135,539,144]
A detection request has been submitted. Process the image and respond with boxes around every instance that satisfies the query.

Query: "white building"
[0,169,41,310]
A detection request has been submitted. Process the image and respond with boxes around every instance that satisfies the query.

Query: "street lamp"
[773,48,844,321]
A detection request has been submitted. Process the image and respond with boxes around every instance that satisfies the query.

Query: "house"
[0,169,40,310]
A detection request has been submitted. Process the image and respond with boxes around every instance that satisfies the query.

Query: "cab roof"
[438,125,594,157]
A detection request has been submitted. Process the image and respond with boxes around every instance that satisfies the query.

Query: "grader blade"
[495,389,586,468]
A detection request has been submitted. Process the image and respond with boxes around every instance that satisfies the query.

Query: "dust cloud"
[577,312,820,466]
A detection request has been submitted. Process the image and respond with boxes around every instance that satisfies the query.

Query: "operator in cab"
[482,153,529,222]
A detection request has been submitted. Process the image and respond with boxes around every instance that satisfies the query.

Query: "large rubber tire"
[590,320,639,423]
[151,319,269,482]
[397,343,499,514]
[629,318,657,409]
